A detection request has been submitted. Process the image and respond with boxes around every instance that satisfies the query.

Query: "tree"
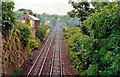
[36,24,47,41]
[91,2,110,12]
[68,0,119,35]
[2,1,16,36]
[0,1,2,27]
[15,11,23,18]
[18,8,32,12]
[65,2,120,76]
[68,0,94,22]
[67,0,116,22]
[83,2,120,38]
[18,8,25,11]
[51,14,58,26]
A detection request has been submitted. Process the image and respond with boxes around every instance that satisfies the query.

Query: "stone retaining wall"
[2,32,28,75]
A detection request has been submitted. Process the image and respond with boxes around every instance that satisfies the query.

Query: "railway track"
[27,26,63,77]
[49,31,63,76]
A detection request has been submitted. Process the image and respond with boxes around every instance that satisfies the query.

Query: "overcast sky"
[13,0,75,15]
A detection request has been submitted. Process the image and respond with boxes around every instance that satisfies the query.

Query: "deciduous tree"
[2,0,16,36]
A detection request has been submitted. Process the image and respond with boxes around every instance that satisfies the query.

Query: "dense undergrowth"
[16,21,40,53]
[16,21,51,53]
[64,3,120,76]
[36,24,51,41]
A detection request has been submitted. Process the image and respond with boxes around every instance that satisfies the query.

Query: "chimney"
[33,14,36,17]
[29,11,32,15]
[23,10,27,19]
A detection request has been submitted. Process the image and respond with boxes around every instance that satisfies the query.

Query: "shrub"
[28,37,40,53]
[82,3,120,38]
[65,26,120,76]
[34,37,40,44]
[65,3,120,76]
[64,26,94,74]
[82,4,120,76]
[36,24,47,41]
[61,26,67,31]
[64,26,80,39]
[24,17,31,26]
[45,25,51,29]
[17,21,31,47]
[2,1,16,36]
[68,32,94,74]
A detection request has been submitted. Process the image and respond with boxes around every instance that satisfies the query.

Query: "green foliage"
[34,37,41,44]
[15,11,23,18]
[15,8,33,18]
[64,26,80,39]
[16,21,31,47]
[15,9,79,27]
[83,3,120,38]
[61,26,67,31]
[28,37,40,53]
[65,3,120,76]
[18,8,25,11]
[60,16,80,27]
[11,68,22,77]
[2,1,16,36]
[64,26,94,74]
[17,8,32,12]
[86,64,98,75]
[36,24,47,41]
[68,0,94,22]
[24,17,31,26]
[45,25,51,29]
[81,25,90,36]
[0,2,1,26]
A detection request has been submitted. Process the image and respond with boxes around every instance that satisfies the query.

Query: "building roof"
[18,15,40,20]
[28,15,40,20]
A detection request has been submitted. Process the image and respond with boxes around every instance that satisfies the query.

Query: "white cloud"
[13,0,73,15]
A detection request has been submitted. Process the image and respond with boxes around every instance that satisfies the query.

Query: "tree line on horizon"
[15,8,80,27]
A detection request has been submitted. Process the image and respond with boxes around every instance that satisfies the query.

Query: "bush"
[64,26,80,39]
[65,3,120,76]
[64,26,94,74]
[2,1,16,36]
[82,3,120,38]
[69,33,94,75]
[61,26,67,31]
[17,21,31,47]
[82,4,120,76]
[45,25,51,29]
[36,24,47,41]
[28,37,40,53]
[34,37,40,44]
[24,17,31,26]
